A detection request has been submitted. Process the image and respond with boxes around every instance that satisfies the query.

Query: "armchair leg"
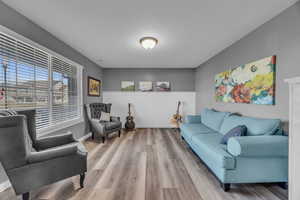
[80,173,86,188]
[118,130,121,137]
[22,192,30,200]
[91,132,95,140]
[102,136,105,143]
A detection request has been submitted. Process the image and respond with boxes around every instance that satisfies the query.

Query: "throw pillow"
[220,125,247,145]
[100,111,110,122]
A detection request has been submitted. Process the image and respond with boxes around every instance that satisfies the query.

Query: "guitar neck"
[128,103,131,116]
[176,102,180,114]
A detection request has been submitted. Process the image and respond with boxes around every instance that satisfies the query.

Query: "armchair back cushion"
[220,115,281,136]
[88,103,112,119]
[201,108,230,132]
[17,109,37,141]
[0,115,30,170]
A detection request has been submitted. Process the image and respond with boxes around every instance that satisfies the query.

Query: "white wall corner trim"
[285,76,300,200]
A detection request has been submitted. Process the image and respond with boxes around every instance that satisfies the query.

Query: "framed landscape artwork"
[88,76,101,96]
[121,81,135,91]
[139,81,153,92]
[156,81,171,91]
[215,55,276,105]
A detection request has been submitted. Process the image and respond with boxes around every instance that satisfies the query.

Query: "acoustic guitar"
[125,103,135,131]
[170,101,182,128]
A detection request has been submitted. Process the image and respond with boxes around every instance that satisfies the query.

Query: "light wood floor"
[1,128,288,200]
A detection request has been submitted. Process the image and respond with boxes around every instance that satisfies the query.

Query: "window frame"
[0,25,84,136]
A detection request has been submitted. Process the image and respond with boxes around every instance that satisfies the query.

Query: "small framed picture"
[88,76,101,96]
[139,81,153,92]
[121,81,135,91]
[156,81,170,91]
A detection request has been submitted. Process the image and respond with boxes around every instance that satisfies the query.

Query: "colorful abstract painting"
[215,55,276,105]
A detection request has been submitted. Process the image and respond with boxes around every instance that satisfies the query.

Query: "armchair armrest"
[90,119,105,134]
[185,115,201,124]
[110,116,120,122]
[27,144,78,164]
[35,132,77,150]
[227,136,288,157]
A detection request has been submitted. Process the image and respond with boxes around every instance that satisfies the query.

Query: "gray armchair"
[86,103,122,143]
[0,109,87,200]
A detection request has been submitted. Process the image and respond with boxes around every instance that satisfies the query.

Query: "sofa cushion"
[220,115,281,136]
[190,133,235,169]
[220,125,247,145]
[201,108,230,131]
[180,123,216,141]
[104,121,122,131]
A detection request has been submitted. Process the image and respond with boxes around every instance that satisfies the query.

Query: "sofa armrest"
[227,136,288,157]
[35,132,76,150]
[185,115,201,124]
[27,144,78,163]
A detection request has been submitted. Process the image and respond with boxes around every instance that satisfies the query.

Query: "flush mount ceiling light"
[140,37,158,50]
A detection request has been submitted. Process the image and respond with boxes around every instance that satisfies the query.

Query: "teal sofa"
[180,108,288,191]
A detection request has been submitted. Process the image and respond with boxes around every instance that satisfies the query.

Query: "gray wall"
[0,2,103,185]
[195,2,300,126]
[103,68,195,91]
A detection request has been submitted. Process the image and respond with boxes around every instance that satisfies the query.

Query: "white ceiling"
[3,0,298,68]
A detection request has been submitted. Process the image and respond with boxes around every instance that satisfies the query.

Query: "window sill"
[37,117,84,137]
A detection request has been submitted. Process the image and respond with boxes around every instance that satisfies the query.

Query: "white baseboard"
[78,132,92,142]
[0,180,11,193]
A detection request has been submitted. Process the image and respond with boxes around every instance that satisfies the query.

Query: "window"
[0,29,83,134]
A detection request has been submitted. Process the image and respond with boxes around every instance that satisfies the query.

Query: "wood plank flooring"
[0,128,288,200]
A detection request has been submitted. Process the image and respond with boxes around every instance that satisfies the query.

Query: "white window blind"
[51,56,79,125]
[0,31,83,132]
